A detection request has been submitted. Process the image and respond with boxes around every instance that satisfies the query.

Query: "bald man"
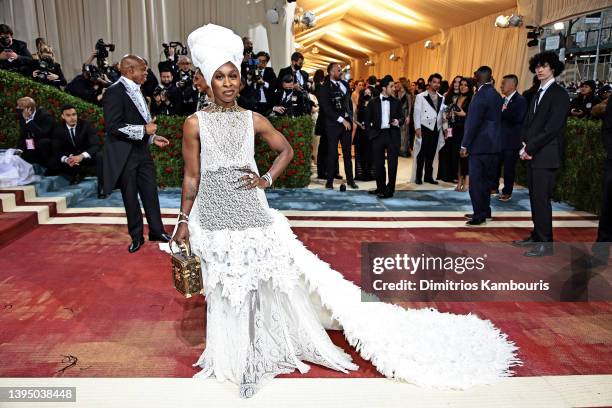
[102,55,171,253]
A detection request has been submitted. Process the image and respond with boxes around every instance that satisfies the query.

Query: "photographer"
[65,64,112,105]
[158,41,188,79]
[271,74,311,118]
[0,24,33,74]
[150,69,181,116]
[570,80,600,119]
[278,52,309,93]
[175,56,197,114]
[30,44,66,88]
[247,51,277,115]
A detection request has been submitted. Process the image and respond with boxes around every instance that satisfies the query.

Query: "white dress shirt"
[380,94,390,129]
[534,77,555,112]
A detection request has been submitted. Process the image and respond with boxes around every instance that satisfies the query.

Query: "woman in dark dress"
[437,76,462,182]
[354,87,375,181]
[452,78,474,191]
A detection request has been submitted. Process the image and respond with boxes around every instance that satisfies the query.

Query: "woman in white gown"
[171,24,520,399]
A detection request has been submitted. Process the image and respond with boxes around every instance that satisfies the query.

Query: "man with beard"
[277,52,309,93]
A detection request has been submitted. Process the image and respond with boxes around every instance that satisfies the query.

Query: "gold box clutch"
[171,242,204,298]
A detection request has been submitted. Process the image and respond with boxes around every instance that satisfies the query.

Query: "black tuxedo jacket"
[251,66,277,103]
[0,39,32,71]
[365,95,405,140]
[52,119,99,165]
[277,66,309,90]
[521,82,570,169]
[602,94,612,160]
[102,80,152,193]
[317,79,353,128]
[18,108,55,150]
[501,92,528,150]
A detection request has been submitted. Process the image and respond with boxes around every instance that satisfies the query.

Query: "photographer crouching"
[30,44,66,89]
[151,68,182,116]
[271,74,311,118]
[65,63,112,105]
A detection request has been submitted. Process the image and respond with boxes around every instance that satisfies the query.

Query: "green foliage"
[0,69,313,188]
[515,117,605,214]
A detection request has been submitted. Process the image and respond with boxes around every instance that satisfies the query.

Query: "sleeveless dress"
[186,110,520,398]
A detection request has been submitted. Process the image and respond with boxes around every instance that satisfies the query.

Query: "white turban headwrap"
[188,24,244,86]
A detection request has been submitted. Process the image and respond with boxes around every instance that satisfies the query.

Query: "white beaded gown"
[183,109,520,398]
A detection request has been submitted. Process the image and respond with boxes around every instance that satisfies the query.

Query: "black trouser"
[118,145,166,240]
[59,151,104,190]
[527,163,556,242]
[21,138,55,170]
[469,154,497,221]
[596,159,612,243]
[373,129,400,195]
[317,131,339,178]
[326,123,353,184]
[497,148,520,195]
[416,126,439,182]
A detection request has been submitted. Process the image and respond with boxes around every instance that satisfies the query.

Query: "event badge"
[26,139,35,150]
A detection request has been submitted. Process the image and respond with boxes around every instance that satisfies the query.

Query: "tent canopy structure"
[295,0,516,73]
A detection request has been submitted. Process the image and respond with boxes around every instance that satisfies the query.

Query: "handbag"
[170,241,204,298]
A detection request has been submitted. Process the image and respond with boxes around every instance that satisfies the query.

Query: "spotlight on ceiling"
[312,46,319,54]
[424,40,439,50]
[364,60,375,66]
[495,14,523,28]
[389,52,400,61]
[553,22,565,31]
[294,10,316,28]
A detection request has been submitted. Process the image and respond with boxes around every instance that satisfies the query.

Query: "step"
[0,211,38,247]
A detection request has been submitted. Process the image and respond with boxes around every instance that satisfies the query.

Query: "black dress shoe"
[149,233,172,242]
[98,192,108,199]
[424,179,439,185]
[415,180,423,185]
[368,189,381,195]
[128,237,145,253]
[464,213,492,220]
[465,219,486,226]
[334,174,343,180]
[378,193,393,199]
[512,236,538,247]
[317,175,327,180]
[325,182,334,189]
[348,181,359,189]
[524,243,553,257]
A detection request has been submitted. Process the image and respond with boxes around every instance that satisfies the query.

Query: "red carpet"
[0,224,610,379]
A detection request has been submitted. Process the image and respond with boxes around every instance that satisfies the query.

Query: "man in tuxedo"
[366,75,404,198]
[497,74,528,201]
[461,66,503,226]
[318,62,357,189]
[413,73,445,184]
[513,51,570,257]
[277,52,309,93]
[248,51,277,115]
[103,55,171,253]
[15,97,55,173]
[52,105,105,196]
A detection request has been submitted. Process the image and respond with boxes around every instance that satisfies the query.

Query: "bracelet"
[178,211,190,220]
[262,172,273,187]
[177,220,189,226]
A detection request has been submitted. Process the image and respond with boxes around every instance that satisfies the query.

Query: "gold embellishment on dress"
[207,102,242,113]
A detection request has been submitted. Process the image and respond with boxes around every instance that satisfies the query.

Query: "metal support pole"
[593,10,605,80]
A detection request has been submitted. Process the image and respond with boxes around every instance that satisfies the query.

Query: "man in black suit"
[277,52,309,93]
[247,51,277,115]
[52,104,105,196]
[15,97,55,173]
[271,75,311,117]
[593,93,612,265]
[365,75,404,198]
[0,24,32,74]
[318,62,357,189]
[513,51,570,257]
[497,74,528,201]
[461,66,503,226]
[103,55,171,253]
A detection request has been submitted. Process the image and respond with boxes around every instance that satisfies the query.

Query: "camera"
[0,35,11,51]
[95,38,115,62]
[83,64,102,82]
[162,41,188,59]
[153,85,167,99]
[177,70,192,88]
[34,59,51,80]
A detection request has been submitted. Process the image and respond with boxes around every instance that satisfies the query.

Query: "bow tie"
[382,97,391,102]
